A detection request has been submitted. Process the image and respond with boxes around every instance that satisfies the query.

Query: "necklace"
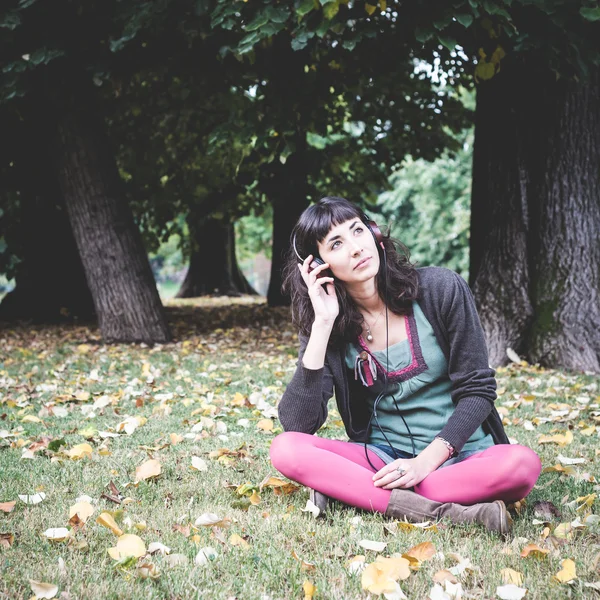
[363,308,385,342]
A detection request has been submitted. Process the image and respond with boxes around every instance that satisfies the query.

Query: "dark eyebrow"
[326,220,360,244]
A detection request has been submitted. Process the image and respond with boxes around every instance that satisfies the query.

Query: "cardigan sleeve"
[277,333,334,434]
[432,269,497,452]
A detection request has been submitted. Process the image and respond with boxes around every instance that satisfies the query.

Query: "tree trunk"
[177,214,257,297]
[53,107,171,343]
[471,62,600,372]
[525,69,600,371]
[0,117,94,322]
[470,61,533,366]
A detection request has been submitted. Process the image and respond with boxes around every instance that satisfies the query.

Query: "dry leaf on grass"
[194,546,218,566]
[361,556,410,596]
[501,568,523,585]
[0,501,16,513]
[229,533,250,549]
[538,431,573,446]
[29,580,58,599]
[191,456,208,472]
[43,528,70,542]
[147,542,171,555]
[359,539,388,552]
[520,543,549,558]
[292,550,316,571]
[432,570,458,585]
[68,501,94,524]
[137,562,160,580]
[18,492,46,505]
[96,512,124,536]
[259,475,300,495]
[65,443,93,460]
[496,584,528,600]
[403,541,436,566]
[303,580,316,600]
[194,513,230,528]
[169,433,184,445]
[107,534,146,560]
[135,459,161,482]
[0,533,15,549]
[553,558,577,583]
[256,419,274,431]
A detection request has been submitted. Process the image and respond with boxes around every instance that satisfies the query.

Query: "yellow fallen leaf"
[190,456,208,472]
[576,493,596,511]
[257,419,274,432]
[135,459,161,482]
[77,344,91,354]
[0,533,15,549]
[501,568,523,585]
[520,543,549,558]
[170,433,184,445]
[249,490,261,505]
[403,541,436,564]
[538,431,573,446]
[581,426,596,436]
[229,534,250,549]
[361,556,411,595]
[22,415,43,424]
[96,512,124,536]
[29,580,58,599]
[137,562,160,580]
[303,580,316,600]
[65,443,93,460]
[554,558,577,583]
[69,501,94,524]
[542,464,576,476]
[108,534,146,559]
[433,569,458,584]
[553,522,573,540]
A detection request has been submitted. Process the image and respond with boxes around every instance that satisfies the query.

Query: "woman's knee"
[269,431,310,480]
[501,445,542,485]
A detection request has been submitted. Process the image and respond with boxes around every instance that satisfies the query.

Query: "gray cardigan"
[278,266,509,453]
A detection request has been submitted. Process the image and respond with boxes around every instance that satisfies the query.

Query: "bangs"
[295,196,362,257]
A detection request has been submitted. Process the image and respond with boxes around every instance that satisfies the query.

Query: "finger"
[374,470,407,488]
[311,261,330,276]
[373,463,400,482]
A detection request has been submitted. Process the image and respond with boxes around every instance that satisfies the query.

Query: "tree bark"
[53,106,171,343]
[471,62,600,372]
[525,69,600,371]
[470,61,533,366]
[176,214,257,297]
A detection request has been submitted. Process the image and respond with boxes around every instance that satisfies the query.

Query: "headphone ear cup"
[308,256,325,273]
[364,218,384,248]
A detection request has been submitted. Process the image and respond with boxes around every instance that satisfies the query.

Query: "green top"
[345,301,494,456]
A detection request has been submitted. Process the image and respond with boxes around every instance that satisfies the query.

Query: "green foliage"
[377,126,474,279]
[235,205,274,262]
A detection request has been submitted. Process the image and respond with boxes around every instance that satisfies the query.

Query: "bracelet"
[435,436,456,458]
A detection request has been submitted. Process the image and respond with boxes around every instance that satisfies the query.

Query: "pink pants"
[270,432,542,513]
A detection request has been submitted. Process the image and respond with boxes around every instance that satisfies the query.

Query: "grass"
[0,296,599,599]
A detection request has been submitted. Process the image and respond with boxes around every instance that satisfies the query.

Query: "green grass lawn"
[1,297,599,599]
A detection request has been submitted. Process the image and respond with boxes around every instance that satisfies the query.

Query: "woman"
[270,197,541,535]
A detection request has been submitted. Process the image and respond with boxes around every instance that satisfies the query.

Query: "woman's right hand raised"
[298,255,340,326]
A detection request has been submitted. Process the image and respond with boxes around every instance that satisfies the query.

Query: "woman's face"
[316,218,380,284]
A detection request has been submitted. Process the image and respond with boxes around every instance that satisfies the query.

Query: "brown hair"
[282,196,419,344]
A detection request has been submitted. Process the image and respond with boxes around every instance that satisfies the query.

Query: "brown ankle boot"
[385,489,512,536]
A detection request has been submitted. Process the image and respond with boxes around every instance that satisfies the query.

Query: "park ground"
[1,297,600,599]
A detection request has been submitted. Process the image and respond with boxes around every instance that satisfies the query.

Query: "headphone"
[292,211,385,272]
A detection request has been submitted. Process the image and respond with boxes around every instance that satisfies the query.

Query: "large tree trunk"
[470,61,533,365]
[471,61,600,372]
[177,213,257,297]
[525,69,600,371]
[0,117,94,322]
[53,103,171,343]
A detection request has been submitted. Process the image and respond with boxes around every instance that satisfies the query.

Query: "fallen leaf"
[496,584,528,600]
[229,533,250,549]
[501,568,524,585]
[147,542,171,555]
[43,528,70,542]
[164,553,189,567]
[169,433,184,445]
[65,443,93,460]
[361,556,411,595]
[18,493,46,505]
[359,539,387,552]
[403,541,436,564]
[538,431,573,446]
[256,419,274,431]
[194,546,218,565]
[302,499,321,519]
[554,558,577,583]
[107,534,146,560]
[190,456,208,472]
[135,459,161,482]
[0,533,15,549]
[303,580,316,600]
[96,512,124,536]
[520,543,549,558]
[68,501,94,524]
[22,415,43,424]
[137,562,160,580]
[346,555,366,575]
[29,580,58,599]
[557,455,587,465]
[292,550,316,571]
[432,570,458,585]
[0,501,16,513]
[194,513,229,527]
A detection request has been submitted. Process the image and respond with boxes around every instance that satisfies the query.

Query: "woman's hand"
[298,255,339,325]
[372,457,435,490]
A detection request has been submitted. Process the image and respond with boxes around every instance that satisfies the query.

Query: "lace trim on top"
[356,308,428,382]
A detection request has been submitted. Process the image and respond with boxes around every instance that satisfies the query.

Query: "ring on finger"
[395,466,406,476]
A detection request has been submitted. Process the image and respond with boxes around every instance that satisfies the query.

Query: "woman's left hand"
[372,457,435,490]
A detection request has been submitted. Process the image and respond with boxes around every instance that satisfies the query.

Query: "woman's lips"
[354,256,371,270]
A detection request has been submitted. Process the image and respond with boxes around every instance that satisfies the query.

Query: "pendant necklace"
[364,308,385,342]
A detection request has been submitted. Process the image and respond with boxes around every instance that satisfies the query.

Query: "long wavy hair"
[282,196,419,343]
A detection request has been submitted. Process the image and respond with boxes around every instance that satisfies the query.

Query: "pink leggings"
[270,432,542,513]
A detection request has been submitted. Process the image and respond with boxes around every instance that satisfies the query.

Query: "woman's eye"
[331,241,341,250]
[355,227,364,234]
